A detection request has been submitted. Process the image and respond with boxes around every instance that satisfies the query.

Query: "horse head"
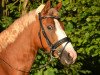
[34,1,77,65]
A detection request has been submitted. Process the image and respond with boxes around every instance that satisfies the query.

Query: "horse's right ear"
[41,0,51,16]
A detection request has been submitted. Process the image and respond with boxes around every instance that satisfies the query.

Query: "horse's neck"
[0,10,38,72]
[0,24,38,73]
[0,4,45,74]
[0,10,36,51]
[1,23,36,70]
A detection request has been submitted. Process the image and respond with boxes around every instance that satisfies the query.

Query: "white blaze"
[54,19,77,64]
[54,19,68,47]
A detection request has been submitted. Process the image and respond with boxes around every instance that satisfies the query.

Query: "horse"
[0,1,77,75]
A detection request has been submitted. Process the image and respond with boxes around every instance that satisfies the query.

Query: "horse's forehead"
[47,18,54,23]
[43,18,55,25]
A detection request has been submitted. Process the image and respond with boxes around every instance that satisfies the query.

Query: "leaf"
[66,22,73,32]
[44,68,57,75]
[86,17,91,22]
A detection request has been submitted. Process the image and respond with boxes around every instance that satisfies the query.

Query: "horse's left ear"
[41,0,51,16]
[55,2,62,11]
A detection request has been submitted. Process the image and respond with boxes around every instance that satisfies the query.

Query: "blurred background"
[0,0,100,75]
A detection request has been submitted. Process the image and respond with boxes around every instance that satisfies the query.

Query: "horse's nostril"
[68,52,70,57]
[67,52,73,60]
[69,52,74,58]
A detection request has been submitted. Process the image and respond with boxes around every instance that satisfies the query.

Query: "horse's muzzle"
[59,48,77,65]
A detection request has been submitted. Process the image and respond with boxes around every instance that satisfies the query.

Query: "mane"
[0,4,45,51]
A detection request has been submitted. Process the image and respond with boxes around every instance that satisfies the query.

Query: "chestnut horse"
[0,1,77,75]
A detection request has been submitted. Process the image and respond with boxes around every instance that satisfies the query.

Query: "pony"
[0,1,77,75]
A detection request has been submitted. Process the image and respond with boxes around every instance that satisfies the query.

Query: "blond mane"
[0,4,45,51]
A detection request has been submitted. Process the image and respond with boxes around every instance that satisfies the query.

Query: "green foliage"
[61,0,100,75]
[0,16,13,32]
[0,0,100,75]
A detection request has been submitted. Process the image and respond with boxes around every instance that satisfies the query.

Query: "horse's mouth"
[58,49,77,65]
[60,56,75,65]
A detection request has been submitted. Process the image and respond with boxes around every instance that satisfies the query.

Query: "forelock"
[48,8,59,17]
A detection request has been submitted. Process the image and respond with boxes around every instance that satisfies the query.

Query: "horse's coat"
[0,1,77,75]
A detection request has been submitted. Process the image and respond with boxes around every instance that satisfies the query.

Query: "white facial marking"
[54,19,77,64]
[54,19,67,47]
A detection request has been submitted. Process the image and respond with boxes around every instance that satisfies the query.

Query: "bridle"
[38,13,71,58]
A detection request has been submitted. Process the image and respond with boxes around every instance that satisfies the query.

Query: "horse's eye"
[47,25,53,30]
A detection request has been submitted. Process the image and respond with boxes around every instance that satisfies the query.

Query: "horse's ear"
[55,2,62,11]
[41,0,51,16]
